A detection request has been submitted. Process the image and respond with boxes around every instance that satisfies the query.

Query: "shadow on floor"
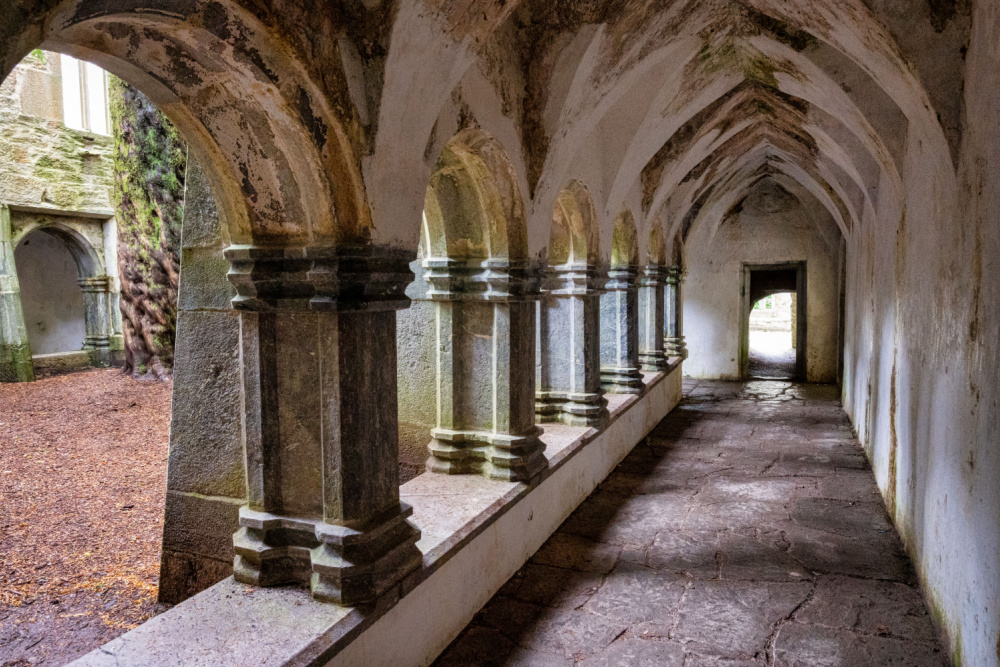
[434,379,948,666]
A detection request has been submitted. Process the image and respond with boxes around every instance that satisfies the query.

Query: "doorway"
[740,263,806,380]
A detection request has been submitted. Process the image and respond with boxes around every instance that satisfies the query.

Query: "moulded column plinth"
[536,263,609,429]
[600,266,644,394]
[639,264,669,372]
[233,504,421,606]
[427,427,547,482]
[225,245,422,606]
[423,258,547,482]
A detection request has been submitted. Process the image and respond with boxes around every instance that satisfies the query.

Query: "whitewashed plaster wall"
[683,179,841,383]
[14,230,85,354]
[840,2,1000,664]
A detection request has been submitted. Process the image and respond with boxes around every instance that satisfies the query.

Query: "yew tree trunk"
[109,77,186,380]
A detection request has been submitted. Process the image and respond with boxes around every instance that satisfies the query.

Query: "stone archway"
[14,221,116,372]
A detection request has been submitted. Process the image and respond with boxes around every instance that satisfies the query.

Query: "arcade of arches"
[1,1,997,665]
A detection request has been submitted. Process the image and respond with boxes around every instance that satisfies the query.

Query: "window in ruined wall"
[60,54,110,135]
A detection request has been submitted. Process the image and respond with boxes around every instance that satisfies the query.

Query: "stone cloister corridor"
[1,0,998,665]
[437,380,947,666]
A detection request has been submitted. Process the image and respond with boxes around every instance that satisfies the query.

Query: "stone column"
[226,245,422,606]
[664,264,688,359]
[103,218,125,365]
[0,205,34,382]
[600,265,644,394]
[638,264,669,372]
[79,275,113,366]
[536,263,609,428]
[424,258,547,482]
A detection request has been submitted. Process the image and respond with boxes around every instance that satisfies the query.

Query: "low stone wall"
[72,362,684,667]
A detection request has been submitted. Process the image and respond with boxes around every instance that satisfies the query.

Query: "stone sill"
[32,350,91,372]
[72,358,683,667]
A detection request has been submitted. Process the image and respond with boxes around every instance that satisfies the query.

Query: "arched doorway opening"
[13,222,115,375]
[15,228,87,361]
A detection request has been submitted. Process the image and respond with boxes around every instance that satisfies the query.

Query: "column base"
[639,351,670,372]
[233,504,422,606]
[85,344,113,367]
[0,344,35,382]
[600,366,645,394]
[427,427,547,482]
[535,391,610,428]
[666,337,688,360]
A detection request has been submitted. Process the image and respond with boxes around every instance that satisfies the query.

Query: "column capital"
[224,244,414,312]
[604,265,638,292]
[638,264,669,287]
[423,257,540,302]
[541,262,606,297]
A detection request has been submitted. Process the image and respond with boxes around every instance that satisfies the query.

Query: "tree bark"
[109,77,186,380]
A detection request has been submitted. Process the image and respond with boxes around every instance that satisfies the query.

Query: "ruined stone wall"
[684,180,841,383]
[840,2,1000,664]
[0,53,113,216]
[0,51,121,378]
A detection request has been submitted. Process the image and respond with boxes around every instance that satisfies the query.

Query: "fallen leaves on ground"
[0,368,172,665]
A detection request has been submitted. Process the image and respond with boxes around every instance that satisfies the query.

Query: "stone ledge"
[70,360,684,667]
[32,350,91,373]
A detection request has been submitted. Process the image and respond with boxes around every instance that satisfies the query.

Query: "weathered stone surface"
[772,622,949,667]
[0,55,113,216]
[532,533,622,574]
[164,310,243,497]
[796,575,940,640]
[672,581,812,657]
[578,638,685,666]
[435,380,946,666]
[581,561,686,625]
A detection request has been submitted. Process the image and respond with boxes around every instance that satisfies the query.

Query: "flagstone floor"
[435,379,948,667]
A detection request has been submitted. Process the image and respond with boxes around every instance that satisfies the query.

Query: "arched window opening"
[536,181,608,427]
[0,45,224,664]
[398,129,545,483]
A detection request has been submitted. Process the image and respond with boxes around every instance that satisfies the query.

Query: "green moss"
[109,76,185,378]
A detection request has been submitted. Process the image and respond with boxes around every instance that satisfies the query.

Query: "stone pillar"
[226,246,422,606]
[600,265,644,394]
[159,158,243,604]
[0,205,34,382]
[103,218,125,365]
[638,264,669,372]
[536,263,609,427]
[664,265,688,359]
[424,258,547,482]
[79,275,113,366]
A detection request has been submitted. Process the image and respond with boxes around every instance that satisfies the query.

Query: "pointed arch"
[423,129,528,261]
[549,180,600,266]
[611,208,639,268]
[648,219,667,266]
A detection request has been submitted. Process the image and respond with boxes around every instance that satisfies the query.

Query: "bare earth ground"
[0,369,172,666]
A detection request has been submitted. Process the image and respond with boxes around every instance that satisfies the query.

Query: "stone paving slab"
[434,380,948,666]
